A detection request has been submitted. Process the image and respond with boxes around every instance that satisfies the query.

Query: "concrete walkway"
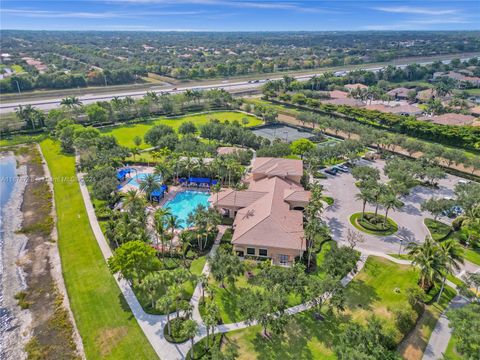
[422,295,469,360]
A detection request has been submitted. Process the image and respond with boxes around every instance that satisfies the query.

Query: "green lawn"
[219,256,420,359]
[444,336,463,360]
[11,64,25,73]
[424,218,480,266]
[100,111,263,149]
[40,139,157,360]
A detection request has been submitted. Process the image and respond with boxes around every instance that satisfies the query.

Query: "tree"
[321,245,359,279]
[167,215,181,254]
[304,216,326,269]
[290,138,315,159]
[355,186,375,221]
[346,229,365,250]
[239,284,289,337]
[85,103,108,123]
[108,240,161,283]
[203,300,220,350]
[406,237,441,290]
[421,198,454,221]
[351,166,380,186]
[138,271,167,309]
[139,173,162,202]
[334,317,400,360]
[209,247,244,288]
[436,240,464,302]
[379,189,403,227]
[178,121,197,135]
[131,146,141,161]
[15,104,44,130]
[156,294,174,335]
[133,136,142,147]
[447,303,480,359]
[182,319,199,359]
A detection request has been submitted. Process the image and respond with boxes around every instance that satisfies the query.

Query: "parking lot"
[320,158,460,255]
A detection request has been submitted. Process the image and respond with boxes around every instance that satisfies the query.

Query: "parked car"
[335,165,350,172]
[325,169,337,176]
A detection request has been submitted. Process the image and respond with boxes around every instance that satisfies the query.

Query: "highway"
[0,56,476,115]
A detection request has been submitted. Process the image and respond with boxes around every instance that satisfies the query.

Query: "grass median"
[40,138,157,360]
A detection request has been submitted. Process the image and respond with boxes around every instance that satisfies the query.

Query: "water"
[163,191,210,228]
[127,173,161,188]
[0,155,17,356]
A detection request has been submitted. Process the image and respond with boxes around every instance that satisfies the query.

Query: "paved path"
[422,295,469,360]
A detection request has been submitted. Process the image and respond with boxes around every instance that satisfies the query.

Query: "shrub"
[393,307,417,334]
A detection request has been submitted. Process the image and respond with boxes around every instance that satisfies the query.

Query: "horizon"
[1,1,479,32]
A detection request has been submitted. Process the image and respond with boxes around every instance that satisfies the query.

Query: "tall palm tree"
[131,147,141,162]
[210,182,222,206]
[436,240,464,302]
[167,215,180,255]
[15,104,41,130]
[178,231,191,266]
[123,189,142,211]
[355,187,375,221]
[154,212,168,255]
[407,237,442,290]
[60,96,82,109]
[139,174,162,202]
[380,190,403,227]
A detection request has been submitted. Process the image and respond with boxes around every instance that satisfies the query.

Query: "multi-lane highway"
[0,56,477,115]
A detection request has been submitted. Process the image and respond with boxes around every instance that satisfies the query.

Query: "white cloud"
[374,6,459,16]
[1,8,204,19]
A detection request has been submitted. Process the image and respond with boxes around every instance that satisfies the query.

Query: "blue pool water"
[127,173,161,188]
[164,191,210,228]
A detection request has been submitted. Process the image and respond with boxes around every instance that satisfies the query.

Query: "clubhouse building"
[210,157,310,266]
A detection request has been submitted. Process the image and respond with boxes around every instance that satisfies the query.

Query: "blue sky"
[1,1,479,31]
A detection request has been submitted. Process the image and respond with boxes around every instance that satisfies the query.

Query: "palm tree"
[154,163,172,183]
[154,210,169,255]
[139,174,162,202]
[304,216,325,268]
[380,190,403,227]
[123,189,142,211]
[131,147,141,162]
[407,237,442,290]
[60,96,82,109]
[181,319,199,359]
[177,231,191,266]
[167,215,180,255]
[15,104,41,130]
[355,187,375,221]
[156,295,174,335]
[436,240,464,302]
[203,301,220,350]
[210,182,222,206]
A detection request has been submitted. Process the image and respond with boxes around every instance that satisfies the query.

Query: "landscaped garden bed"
[164,317,190,344]
[350,212,398,236]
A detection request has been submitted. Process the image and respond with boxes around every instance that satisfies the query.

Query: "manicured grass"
[321,196,334,206]
[40,139,157,360]
[424,218,480,266]
[100,111,262,149]
[350,212,398,236]
[220,256,420,359]
[424,218,452,241]
[444,336,462,360]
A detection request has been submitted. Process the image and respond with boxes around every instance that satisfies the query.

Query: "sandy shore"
[1,153,31,360]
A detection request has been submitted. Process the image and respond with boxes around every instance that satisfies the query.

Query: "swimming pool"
[163,191,210,228]
[127,173,161,188]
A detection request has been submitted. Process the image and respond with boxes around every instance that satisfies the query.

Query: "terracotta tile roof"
[210,189,267,208]
[232,176,307,251]
[387,87,412,98]
[251,157,304,178]
[284,189,311,203]
[365,104,422,115]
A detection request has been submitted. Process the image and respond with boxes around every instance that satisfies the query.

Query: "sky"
[1,0,479,32]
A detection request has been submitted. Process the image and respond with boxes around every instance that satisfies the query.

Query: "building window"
[279,254,289,265]
[246,247,255,256]
[259,249,268,257]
